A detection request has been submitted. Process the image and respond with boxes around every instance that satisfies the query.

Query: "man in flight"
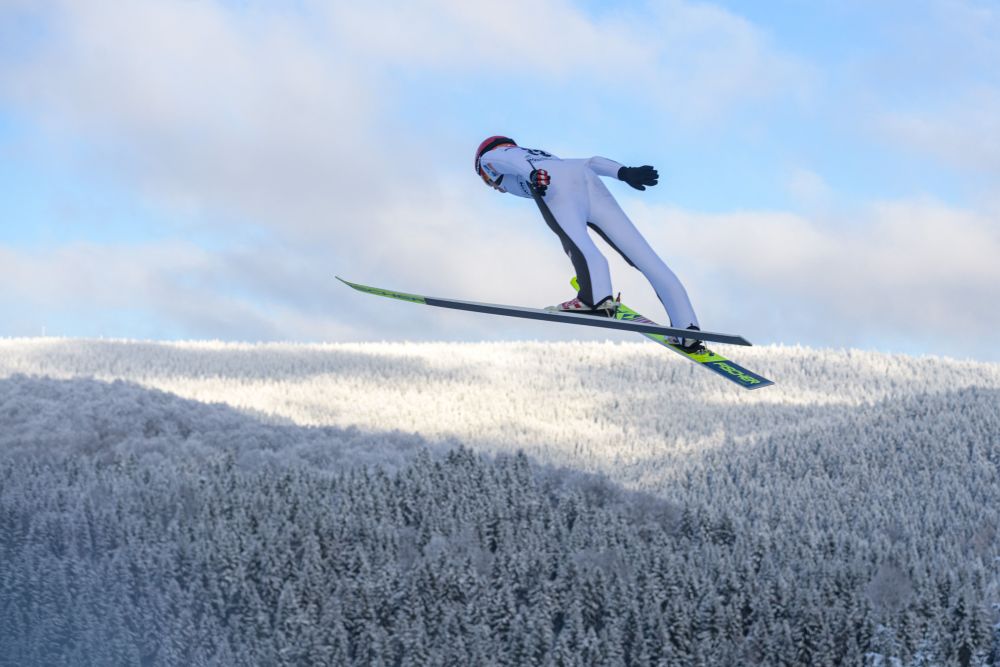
[474,135,703,351]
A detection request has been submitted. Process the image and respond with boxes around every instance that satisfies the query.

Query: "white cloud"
[318,0,809,121]
[639,0,812,119]
[627,196,1000,352]
[0,242,358,340]
[1,0,384,236]
[0,0,809,232]
[848,1,1000,176]
[786,168,834,208]
[879,86,1000,174]
[319,0,643,77]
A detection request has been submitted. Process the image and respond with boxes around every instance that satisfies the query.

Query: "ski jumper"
[478,145,699,329]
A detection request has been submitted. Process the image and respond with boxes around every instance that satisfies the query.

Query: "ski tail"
[568,277,773,389]
[615,303,774,389]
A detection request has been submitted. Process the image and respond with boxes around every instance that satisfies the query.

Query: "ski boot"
[672,325,706,353]
[545,294,619,318]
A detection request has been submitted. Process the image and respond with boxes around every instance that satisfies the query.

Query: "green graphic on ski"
[616,302,773,389]
[566,278,772,389]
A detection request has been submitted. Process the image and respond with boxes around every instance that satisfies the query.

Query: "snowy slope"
[3,338,995,470]
[1,338,998,665]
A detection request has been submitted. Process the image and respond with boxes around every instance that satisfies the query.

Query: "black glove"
[617,165,658,191]
[529,168,551,196]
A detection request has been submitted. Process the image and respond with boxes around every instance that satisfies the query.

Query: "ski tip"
[335,277,428,305]
[337,276,375,294]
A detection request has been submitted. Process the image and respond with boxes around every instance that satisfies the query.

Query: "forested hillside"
[1,339,998,665]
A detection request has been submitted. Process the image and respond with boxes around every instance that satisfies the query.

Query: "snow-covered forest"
[1,338,998,666]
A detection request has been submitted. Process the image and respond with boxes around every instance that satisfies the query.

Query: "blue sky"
[1,0,998,360]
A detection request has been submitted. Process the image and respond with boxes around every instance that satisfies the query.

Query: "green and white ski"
[614,301,773,389]
[566,277,773,389]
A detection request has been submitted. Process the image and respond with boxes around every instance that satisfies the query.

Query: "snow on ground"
[2,338,996,476]
[1,338,998,664]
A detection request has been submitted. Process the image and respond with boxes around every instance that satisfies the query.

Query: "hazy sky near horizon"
[2,0,999,360]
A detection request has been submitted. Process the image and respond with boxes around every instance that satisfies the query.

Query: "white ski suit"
[479,145,699,328]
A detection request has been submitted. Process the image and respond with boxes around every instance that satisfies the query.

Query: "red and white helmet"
[474,135,516,187]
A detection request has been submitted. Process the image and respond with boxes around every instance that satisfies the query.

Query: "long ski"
[337,277,752,346]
